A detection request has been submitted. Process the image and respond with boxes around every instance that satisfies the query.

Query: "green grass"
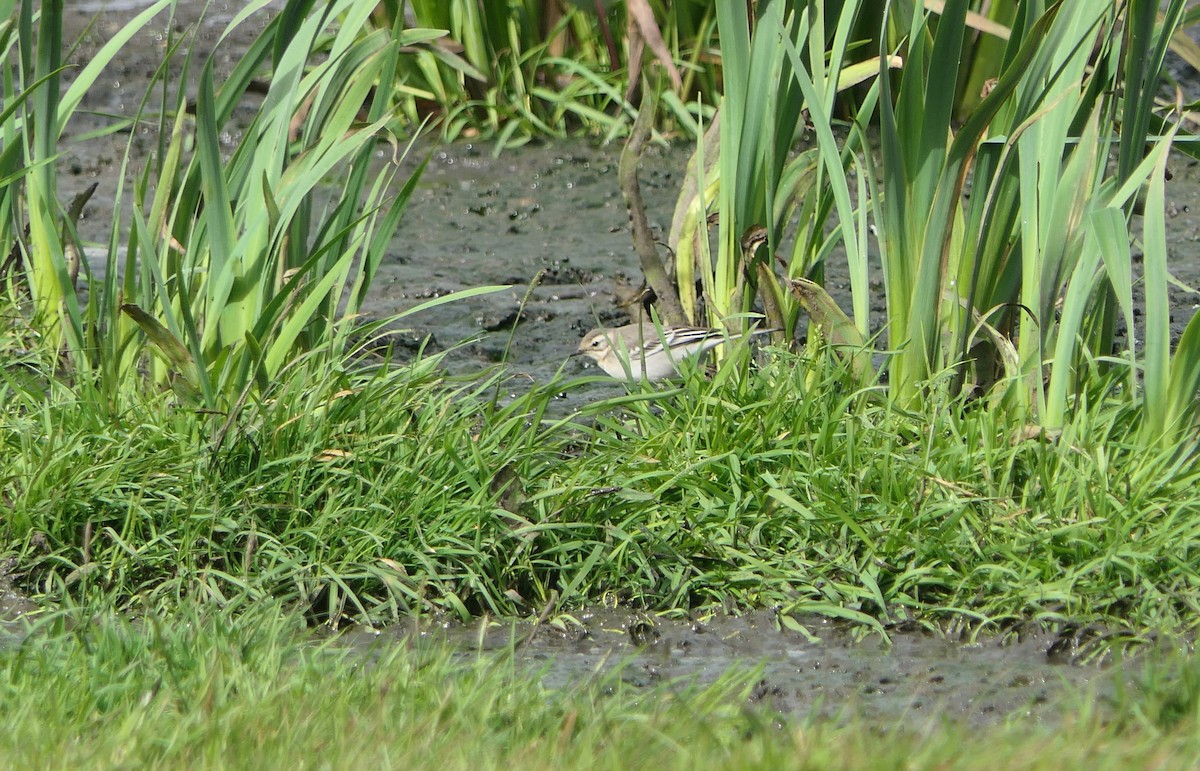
[5,335,1199,640]
[378,0,721,146]
[1,604,1199,769]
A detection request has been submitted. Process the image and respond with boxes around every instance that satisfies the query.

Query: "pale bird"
[575,321,772,381]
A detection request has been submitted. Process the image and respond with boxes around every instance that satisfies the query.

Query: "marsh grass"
[1,603,1199,769]
[5,331,1199,639]
[1,2,1193,641]
[669,1,1200,459]
[379,0,721,147]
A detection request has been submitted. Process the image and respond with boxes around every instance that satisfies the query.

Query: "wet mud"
[342,608,1135,728]
[24,1,1200,726]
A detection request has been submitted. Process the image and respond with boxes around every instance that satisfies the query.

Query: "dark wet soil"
[342,608,1134,729]
[0,562,38,637]
[25,1,1199,727]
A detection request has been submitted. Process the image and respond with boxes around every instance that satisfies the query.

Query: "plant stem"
[619,78,686,326]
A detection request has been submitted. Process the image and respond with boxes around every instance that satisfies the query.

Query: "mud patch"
[341,608,1130,728]
[0,560,38,645]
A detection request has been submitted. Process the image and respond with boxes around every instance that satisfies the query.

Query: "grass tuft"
[5,337,1199,640]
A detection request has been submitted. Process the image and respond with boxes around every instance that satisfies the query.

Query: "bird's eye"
[591,339,602,348]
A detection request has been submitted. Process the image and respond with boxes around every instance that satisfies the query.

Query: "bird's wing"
[662,327,723,346]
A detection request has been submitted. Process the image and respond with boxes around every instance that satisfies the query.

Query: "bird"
[574,321,772,381]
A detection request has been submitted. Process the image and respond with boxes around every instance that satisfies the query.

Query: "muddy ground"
[337,608,1147,729]
[19,0,1198,726]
